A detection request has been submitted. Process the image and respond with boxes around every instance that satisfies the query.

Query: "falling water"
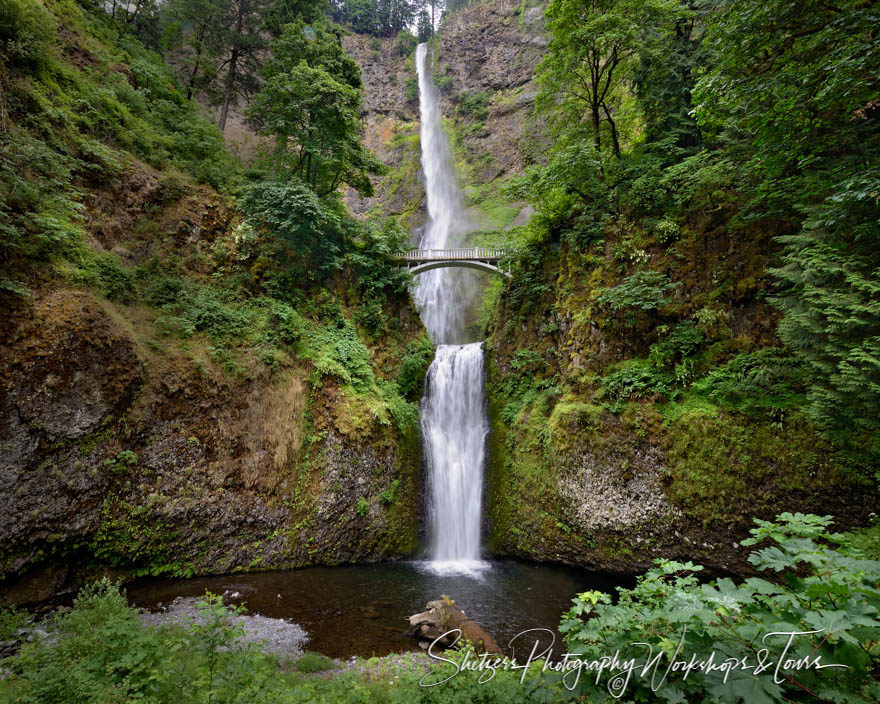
[415,43,488,571]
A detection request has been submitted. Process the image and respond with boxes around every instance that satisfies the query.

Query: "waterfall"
[414,43,488,572]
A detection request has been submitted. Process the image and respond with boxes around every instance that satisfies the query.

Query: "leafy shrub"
[397,334,434,400]
[3,581,574,703]
[268,299,305,345]
[559,513,880,704]
[394,30,418,56]
[344,217,411,295]
[0,606,27,641]
[353,300,385,337]
[143,273,187,306]
[433,73,453,92]
[692,347,809,416]
[655,217,680,244]
[456,90,490,121]
[294,652,337,673]
[304,319,375,391]
[601,358,676,409]
[104,450,138,474]
[239,181,347,283]
[380,479,400,505]
[356,497,369,516]
[0,128,84,282]
[596,270,678,315]
[173,287,249,340]
[91,254,135,303]
[601,322,706,407]
[660,151,736,212]
[0,0,55,64]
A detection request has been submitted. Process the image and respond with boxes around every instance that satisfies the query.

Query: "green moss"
[663,402,857,525]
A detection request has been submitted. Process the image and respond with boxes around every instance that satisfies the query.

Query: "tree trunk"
[603,103,621,158]
[408,596,502,654]
[592,104,601,153]
[219,0,247,133]
[218,49,238,133]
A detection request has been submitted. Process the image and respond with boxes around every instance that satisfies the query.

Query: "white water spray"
[415,43,488,571]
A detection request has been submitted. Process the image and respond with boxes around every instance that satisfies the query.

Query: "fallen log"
[408,595,502,654]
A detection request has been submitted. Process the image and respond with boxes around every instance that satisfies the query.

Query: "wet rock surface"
[0,285,422,605]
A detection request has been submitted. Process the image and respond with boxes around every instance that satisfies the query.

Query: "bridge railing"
[400,248,505,261]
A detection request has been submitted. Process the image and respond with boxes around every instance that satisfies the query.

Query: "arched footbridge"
[397,248,510,277]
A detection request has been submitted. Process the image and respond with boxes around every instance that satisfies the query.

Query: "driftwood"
[408,595,502,654]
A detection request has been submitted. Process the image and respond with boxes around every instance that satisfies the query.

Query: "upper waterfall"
[413,42,470,345]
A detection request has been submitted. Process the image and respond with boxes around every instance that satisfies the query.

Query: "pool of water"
[126,560,630,659]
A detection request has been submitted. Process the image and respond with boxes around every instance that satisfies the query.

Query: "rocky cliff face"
[0,164,424,605]
[342,0,547,230]
[483,226,876,576]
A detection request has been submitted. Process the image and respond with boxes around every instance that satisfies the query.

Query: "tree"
[161,0,229,100]
[246,20,383,195]
[536,0,681,159]
[416,7,431,43]
[632,2,703,157]
[329,0,421,37]
[695,0,880,458]
[214,0,268,133]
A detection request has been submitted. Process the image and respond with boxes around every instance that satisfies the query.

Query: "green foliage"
[344,217,412,295]
[601,322,705,407]
[247,19,383,196]
[0,606,27,642]
[294,651,337,672]
[104,450,138,474]
[537,0,682,159]
[329,0,421,38]
[0,0,55,64]
[0,127,84,290]
[356,496,369,516]
[303,317,376,392]
[694,0,880,461]
[456,90,490,121]
[559,513,880,703]
[240,180,347,283]
[597,270,677,318]
[90,254,136,303]
[393,30,417,56]
[432,72,453,93]
[692,348,809,417]
[379,479,400,506]
[4,580,313,703]
[397,334,434,401]
[1,580,575,703]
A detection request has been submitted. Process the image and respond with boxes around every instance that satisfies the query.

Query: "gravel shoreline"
[138,596,309,658]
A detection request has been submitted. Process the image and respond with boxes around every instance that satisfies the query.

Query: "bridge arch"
[407,259,510,278]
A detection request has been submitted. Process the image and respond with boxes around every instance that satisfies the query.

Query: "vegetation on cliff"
[0,0,431,590]
[481,0,879,570]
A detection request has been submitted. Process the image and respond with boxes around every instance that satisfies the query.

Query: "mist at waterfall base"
[414,42,490,574]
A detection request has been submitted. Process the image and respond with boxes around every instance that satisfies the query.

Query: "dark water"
[126,560,629,659]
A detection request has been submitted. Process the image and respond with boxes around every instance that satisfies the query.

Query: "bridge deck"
[397,248,505,264]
